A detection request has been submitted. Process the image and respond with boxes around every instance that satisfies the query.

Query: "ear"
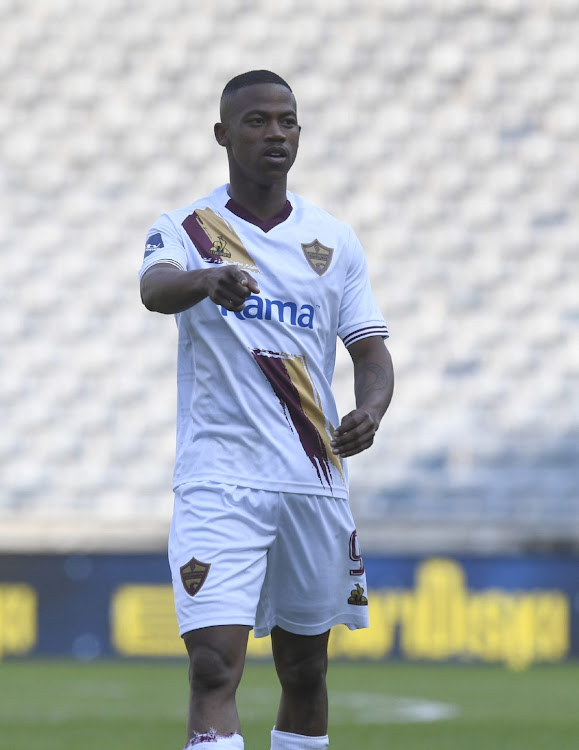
[214,122,228,147]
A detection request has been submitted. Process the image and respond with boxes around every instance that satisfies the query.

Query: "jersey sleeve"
[338,227,389,348]
[139,213,189,279]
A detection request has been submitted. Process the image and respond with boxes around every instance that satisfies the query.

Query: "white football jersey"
[140,185,388,499]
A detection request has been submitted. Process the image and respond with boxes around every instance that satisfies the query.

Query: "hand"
[205,266,260,311]
[330,409,379,458]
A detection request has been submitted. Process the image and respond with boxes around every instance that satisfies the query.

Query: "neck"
[227,177,288,221]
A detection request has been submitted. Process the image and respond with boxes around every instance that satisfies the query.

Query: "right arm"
[140,262,260,315]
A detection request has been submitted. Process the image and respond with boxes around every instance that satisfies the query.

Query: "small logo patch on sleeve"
[180,556,211,597]
[144,232,164,258]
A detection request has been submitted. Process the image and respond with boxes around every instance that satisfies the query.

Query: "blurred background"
[1,0,578,672]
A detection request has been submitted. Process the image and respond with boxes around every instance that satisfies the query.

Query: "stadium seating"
[1,0,577,551]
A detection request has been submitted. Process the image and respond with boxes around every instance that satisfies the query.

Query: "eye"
[283,117,297,127]
[247,116,264,126]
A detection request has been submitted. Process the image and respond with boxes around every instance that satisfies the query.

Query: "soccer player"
[139,70,394,750]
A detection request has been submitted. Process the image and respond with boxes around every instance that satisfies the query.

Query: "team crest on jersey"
[180,556,211,597]
[348,583,368,606]
[301,239,334,276]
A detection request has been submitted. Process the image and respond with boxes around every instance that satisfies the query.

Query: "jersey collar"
[225,196,293,233]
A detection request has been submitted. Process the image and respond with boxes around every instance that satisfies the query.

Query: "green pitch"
[1,660,578,749]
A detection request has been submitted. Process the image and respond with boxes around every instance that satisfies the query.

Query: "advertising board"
[0,554,576,668]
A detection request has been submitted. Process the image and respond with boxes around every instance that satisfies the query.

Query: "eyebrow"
[242,108,297,118]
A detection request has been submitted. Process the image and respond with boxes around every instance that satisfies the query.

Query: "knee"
[276,649,328,695]
[186,642,241,694]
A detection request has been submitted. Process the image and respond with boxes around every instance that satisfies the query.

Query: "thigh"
[255,494,370,637]
[170,483,278,636]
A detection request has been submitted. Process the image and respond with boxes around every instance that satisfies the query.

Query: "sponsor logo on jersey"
[301,239,334,276]
[180,556,211,597]
[183,207,259,273]
[251,349,343,491]
[144,232,164,258]
[221,296,315,329]
[209,235,231,258]
[348,583,368,606]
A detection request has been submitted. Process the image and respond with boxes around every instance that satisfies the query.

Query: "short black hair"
[222,70,292,98]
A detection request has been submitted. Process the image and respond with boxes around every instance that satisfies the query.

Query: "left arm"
[331,336,394,458]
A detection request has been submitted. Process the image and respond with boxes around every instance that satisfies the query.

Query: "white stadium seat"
[1,0,577,551]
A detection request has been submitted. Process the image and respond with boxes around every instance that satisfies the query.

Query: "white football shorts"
[169,482,370,638]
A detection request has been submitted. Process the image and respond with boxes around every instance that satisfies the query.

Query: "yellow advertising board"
[0,584,37,659]
[110,558,569,669]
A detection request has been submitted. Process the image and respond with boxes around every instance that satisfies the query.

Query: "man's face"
[215,83,300,186]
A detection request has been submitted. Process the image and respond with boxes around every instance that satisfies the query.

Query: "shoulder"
[162,185,229,225]
[288,191,356,242]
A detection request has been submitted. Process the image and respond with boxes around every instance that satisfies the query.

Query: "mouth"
[263,146,289,162]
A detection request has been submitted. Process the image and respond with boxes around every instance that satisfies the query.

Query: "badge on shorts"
[301,239,334,276]
[180,556,211,597]
[348,583,368,606]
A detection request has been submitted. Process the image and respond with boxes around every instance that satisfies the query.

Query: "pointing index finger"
[241,271,260,294]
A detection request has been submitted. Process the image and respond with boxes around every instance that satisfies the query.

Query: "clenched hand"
[331,409,379,458]
[206,266,260,311]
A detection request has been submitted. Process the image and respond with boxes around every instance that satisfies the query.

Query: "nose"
[265,120,286,141]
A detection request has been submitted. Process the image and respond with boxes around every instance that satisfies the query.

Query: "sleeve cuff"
[341,324,389,348]
[138,257,186,279]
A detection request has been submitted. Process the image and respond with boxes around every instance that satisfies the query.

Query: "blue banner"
[0,553,577,668]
